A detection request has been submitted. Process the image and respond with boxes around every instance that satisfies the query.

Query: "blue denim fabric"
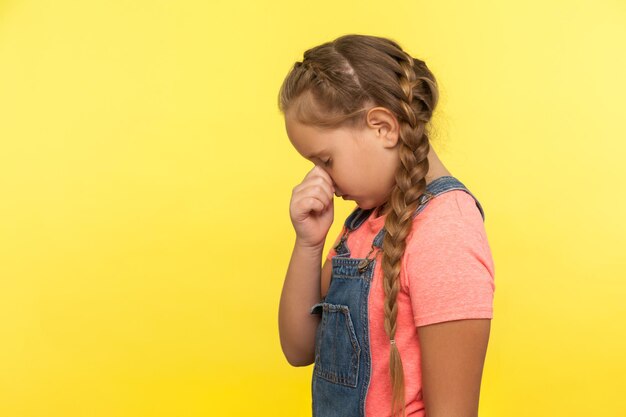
[309,176,484,417]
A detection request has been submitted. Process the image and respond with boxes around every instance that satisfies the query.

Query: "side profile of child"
[277,34,496,417]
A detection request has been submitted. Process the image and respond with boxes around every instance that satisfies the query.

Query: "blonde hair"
[278,34,439,417]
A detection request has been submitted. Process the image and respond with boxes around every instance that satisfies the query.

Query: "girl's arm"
[279,165,336,367]
[278,239,329,367]
[418,319,491,417]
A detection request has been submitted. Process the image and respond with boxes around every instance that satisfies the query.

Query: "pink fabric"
[325,190,496,417]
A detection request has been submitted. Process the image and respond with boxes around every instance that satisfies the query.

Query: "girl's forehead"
[286,115,356,141]
[285,116,333,152]
[285,113,365,159]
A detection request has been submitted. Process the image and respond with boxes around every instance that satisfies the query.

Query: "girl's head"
[278,34,439,417]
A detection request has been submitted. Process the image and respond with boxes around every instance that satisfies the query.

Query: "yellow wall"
[1,1,624,416]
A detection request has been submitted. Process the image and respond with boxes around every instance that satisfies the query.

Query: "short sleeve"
[403,215,495,327]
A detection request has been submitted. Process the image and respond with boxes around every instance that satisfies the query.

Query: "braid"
[381,51,433,417]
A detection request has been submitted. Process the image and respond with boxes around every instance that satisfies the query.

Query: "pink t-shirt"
[325,189,496,417]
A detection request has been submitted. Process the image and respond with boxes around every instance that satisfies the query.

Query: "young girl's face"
[284,109,400,210]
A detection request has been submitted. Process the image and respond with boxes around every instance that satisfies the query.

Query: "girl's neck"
[374,171,452,219]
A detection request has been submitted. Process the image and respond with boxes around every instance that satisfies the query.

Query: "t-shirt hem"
[414,309,493,327]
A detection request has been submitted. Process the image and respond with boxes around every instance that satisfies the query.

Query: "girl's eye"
[323,158,332,166]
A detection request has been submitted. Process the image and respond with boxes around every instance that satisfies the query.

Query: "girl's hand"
[290,165,335,249]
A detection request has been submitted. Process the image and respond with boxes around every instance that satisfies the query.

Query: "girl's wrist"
[294,238,325,253]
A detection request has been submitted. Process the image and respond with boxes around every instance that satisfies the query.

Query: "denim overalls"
[309,176,485,417]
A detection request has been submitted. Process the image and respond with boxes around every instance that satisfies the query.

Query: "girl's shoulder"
[404,188,490,259]
[413,188,484,230]
[401,189,495,301]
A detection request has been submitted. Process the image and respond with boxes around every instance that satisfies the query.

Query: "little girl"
[277,34,495,417]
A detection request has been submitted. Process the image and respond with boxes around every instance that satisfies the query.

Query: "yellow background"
[1,1,625,416]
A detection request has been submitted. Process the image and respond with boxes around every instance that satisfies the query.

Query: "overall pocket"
[310,302,361,387]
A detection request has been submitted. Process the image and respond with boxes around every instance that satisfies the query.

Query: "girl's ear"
[365,107,400,148]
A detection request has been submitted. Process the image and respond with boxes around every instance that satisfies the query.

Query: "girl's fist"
[289,166,335,248]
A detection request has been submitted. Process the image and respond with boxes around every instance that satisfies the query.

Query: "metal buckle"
[358,245,381,273]
[418,191,435,205]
